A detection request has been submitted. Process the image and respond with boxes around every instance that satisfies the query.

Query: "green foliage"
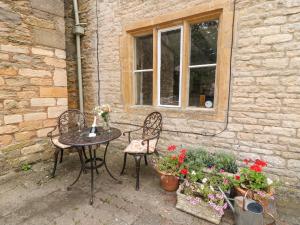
[214,152,238,173]
[21,163,31,171]
[186,148,238,174]
[231,167,268,191]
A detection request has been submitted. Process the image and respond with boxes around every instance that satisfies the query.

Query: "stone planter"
[176,184,222,224]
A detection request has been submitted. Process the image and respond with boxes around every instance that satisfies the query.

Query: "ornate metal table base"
[68,142,121,205]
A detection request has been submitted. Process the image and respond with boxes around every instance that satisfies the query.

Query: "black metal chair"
[121,112,163,190]
[47,109,86,177]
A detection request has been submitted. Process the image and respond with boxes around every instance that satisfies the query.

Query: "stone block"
[57,98,67,106]
[12,54,32,63]
[4,115,23,124]
[40,87,67,97]
[263,126,296,137]
[264,16,287,25]
[55,49,66,59]
[53,68,67,86]
[261,34,293,44]
[43,119,57,127]
[19,120,43,131]
[30,0,64,17]
[0,44,29,54]
[0,125,19,135]
[262,58,289,69]
[24,112,47,121]
[19,68,51,77]
[21,143,43,155]
[44,57,66,68]
[15,131,36,141]
[287,159,300,170]
[0,53,9,60]
[0,77,4,85]
[37,127,53,137]
[0,135,13,146]
[33,28,65,49]
[290,57,300,69]
[0,67,17,76]
[25,16,55,29]
[30,78,53,86]
[47,106,67,118]
[31,98,56,107]
[17,91,38,99]
[262,155,286,168]
[32,47,54,56]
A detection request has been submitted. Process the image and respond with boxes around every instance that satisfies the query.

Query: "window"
[189,21,218,108]
[122,2,233,121]
[158,26,183,107]
[134,34,153,105]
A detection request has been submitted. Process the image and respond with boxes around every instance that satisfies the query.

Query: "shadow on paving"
[0,148,299,225]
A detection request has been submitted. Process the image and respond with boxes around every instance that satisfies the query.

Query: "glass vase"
[103,115,111,131]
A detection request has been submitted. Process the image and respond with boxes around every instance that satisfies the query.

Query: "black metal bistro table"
[59,127,122,205]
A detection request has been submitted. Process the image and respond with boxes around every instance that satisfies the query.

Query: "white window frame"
[157,26,183,108]
[133,36,154,105]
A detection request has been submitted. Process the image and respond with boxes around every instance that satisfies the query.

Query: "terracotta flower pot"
[157,170,179,192]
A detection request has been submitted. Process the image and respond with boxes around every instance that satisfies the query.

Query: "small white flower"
[191,170,196,175]
[200,184,204,190]
[202,178,208,183]
[210,185,214,192]
[267,178,273,185]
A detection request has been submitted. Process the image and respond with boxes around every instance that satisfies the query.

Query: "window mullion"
[181,20,190,109]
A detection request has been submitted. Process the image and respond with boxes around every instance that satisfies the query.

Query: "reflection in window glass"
[189,67,215,107]
[135,72,153,105]
[190,20,218,65]
[135,35,153,70]
[159,28,181,106]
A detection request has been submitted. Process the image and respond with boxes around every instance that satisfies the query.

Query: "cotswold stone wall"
[70,0,300,192]
[0,0,67,172]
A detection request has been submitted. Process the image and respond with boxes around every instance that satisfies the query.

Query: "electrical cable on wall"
[95,0,101,105]
[100,0,236,137]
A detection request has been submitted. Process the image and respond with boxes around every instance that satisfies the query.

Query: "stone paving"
[0,148,299,225]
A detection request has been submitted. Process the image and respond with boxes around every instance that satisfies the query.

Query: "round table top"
[59,127,122,147]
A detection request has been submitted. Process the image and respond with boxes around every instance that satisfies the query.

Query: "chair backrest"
[142,112,163,139]
[58,109,86,135]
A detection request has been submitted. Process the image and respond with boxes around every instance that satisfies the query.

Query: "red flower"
[178,155,185,164]
[180,168,188,175]
[180,149,187,154]
[243,159,250,165]
[255,159,267,167]
[250,164,262,172]
[235,175,240,180]
[167,145,176,152]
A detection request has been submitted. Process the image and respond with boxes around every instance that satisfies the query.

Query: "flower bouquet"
[94,104,112,130]
[231,159,276,214]
[153,145,188,191]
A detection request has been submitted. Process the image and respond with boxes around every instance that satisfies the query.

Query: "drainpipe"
[72,0,84,113]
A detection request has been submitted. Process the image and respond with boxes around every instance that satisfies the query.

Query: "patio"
[0,148,299,225]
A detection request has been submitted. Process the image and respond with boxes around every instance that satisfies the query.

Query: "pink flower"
[167,145,176,152]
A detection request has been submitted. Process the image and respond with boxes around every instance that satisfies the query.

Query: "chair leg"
[51,149,60,178]
[120,153,127,175]
[134,155,142,191]
[59,149,63,163]
[144,155,148,166]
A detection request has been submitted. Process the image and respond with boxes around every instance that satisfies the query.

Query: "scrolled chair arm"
[123,127,143,143]
[47,125,59,145]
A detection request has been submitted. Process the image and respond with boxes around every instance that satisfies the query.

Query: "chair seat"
[52,136,71,149]
[124,139,157,154]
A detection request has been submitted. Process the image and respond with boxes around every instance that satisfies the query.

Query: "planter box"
[176,184,222,224]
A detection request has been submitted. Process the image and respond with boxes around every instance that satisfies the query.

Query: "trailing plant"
[21,163,31,171]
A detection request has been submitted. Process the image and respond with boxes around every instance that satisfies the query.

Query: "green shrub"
[213,152,238,174]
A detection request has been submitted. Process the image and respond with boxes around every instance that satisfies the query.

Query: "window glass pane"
[135,35,153,70]
[189,67,216,107]
[135,71,153,105]
[160,28,181,106]
[190,20,218,65]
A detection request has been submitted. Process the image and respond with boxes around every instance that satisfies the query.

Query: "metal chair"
[121,112,163,190]
[47,109,86,177]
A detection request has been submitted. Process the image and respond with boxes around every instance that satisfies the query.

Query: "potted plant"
[153,145,188,192]
[231,158,276,214]
[176,172,232,224]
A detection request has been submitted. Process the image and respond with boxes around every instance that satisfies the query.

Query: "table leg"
[103,142,121,183]
[93,148,100,175]
[88,146,94,205]
[67,148,84,190]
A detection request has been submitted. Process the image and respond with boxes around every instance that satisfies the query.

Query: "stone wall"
[0,0,68,173]
[69,0,300,192]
